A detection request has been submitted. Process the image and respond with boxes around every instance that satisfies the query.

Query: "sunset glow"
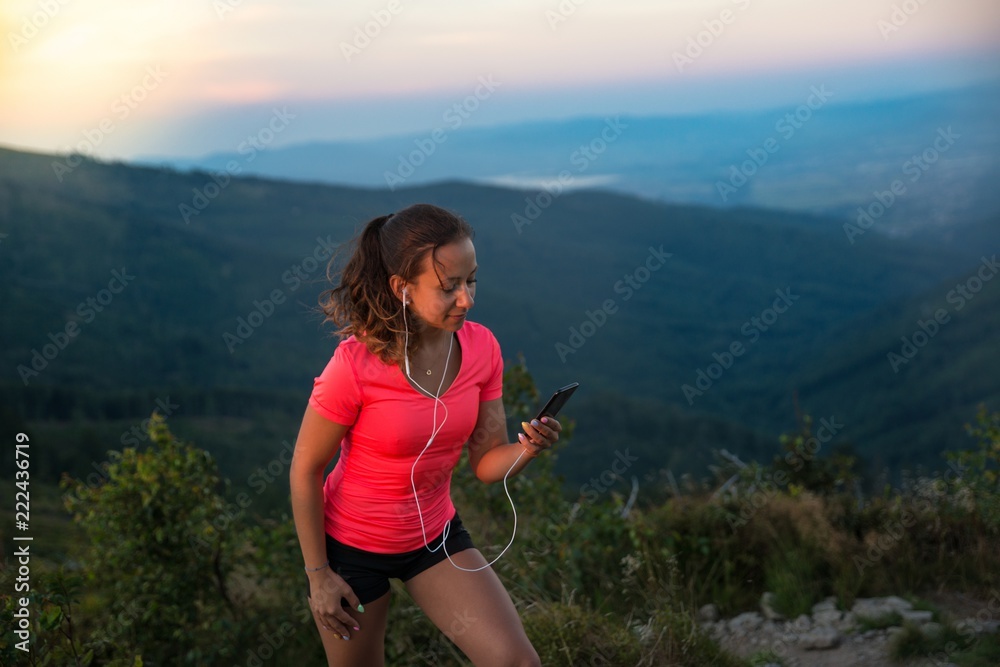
[1,0,997,158]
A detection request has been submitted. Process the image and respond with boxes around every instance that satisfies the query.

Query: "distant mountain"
[1,145,996,493]
[137,83,1000,238]
[777,257,1000,473]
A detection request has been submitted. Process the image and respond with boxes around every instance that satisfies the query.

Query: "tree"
[61,413,242,665]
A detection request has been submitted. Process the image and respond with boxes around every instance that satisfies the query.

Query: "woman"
[289,204,559,666]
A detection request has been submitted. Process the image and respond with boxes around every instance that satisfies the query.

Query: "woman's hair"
[319,203,475,365]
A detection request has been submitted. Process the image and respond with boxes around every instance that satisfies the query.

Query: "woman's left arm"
[467,397,562,484]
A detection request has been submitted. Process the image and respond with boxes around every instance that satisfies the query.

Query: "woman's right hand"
[307,567,363,640]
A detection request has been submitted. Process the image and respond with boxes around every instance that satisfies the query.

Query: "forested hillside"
[1,144,996,495]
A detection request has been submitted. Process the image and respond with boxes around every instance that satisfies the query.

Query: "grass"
[763,546,820,619]
[748,649,787,666]
[889,622,1000,666]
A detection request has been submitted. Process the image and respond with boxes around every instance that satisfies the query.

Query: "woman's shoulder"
[461,320,500,351]
[329,334,373,364]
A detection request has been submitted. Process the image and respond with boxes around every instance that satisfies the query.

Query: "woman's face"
[404,237,477,332]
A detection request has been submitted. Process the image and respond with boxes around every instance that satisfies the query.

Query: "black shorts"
[305,511,475,605]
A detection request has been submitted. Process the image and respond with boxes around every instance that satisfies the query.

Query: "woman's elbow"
[289,451,325,483]
[474,465,501,485]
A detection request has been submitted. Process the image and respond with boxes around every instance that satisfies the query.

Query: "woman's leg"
[403,549,540,667]
[309,589,391,667]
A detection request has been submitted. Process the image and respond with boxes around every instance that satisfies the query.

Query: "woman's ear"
[389,275,407,303]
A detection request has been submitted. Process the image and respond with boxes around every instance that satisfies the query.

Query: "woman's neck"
[414,326,453,353]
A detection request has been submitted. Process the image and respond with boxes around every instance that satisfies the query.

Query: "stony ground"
[700,591,999,667]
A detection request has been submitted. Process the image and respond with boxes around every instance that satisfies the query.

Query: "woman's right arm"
[289,404,363,638]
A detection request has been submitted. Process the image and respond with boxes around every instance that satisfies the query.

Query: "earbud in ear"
[402,287,408,306]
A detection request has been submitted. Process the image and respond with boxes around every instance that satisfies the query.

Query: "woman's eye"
[446,279,476,292]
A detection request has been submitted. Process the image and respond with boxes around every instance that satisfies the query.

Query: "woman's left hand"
[518,416,562,454]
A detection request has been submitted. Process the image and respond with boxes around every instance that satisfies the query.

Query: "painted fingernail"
[541,417,549,423]
[517,433,526,442]
[342,635,351,641]
[521,421,530,430]
[531,419,540,427]
[357,604,365,613]
[353,625,360,631]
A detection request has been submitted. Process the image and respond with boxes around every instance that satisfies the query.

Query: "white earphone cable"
[403,290,522,572]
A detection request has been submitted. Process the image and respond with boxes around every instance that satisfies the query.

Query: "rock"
[811,596,838,615]
[760,592,785,621]
[697,603,719,623]
[956,617,1000,635]
[901,610,934,624]
[801,626,841,650]
[813,608,843,626]
[883,595,913,612]
[728,611,764,634]
[851,595,913,619]
[791,614,812,632]
[887,626,906,639]
[921,622,943,638]
[836,611,857,631]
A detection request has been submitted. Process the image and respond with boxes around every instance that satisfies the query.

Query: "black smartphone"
[534,382,579,421]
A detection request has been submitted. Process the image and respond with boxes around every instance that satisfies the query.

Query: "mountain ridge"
[1,144,995,487]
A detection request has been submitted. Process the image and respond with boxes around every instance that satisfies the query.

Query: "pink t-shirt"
[308,320,503,553]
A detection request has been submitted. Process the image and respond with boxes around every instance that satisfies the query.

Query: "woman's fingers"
[310,571,363,638]
[520,418,560,447]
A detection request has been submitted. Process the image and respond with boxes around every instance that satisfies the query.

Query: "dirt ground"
[715,590,997,667]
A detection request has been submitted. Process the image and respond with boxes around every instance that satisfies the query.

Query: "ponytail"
[319,205,473,365]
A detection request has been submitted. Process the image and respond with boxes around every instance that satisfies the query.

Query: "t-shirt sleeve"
[308,343,362,425]
[481,329,503,402]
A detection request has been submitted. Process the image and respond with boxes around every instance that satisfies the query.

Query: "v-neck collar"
[399,329,464,399]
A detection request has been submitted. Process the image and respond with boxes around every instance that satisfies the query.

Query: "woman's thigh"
[310,589,391,667]
[403,549,539,667]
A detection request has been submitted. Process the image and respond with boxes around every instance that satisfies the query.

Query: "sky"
[1,0,998,160]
